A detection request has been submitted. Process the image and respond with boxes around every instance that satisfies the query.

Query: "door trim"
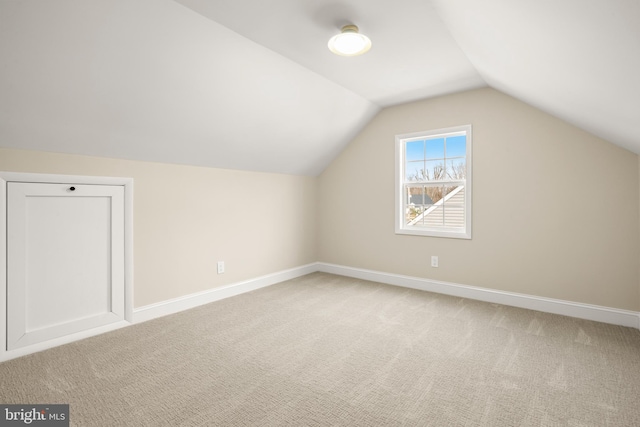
[0,172,134,361]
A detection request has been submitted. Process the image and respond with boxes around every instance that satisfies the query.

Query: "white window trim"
[395,125,472,239]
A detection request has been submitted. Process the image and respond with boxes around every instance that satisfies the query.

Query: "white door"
[6,182,125,351]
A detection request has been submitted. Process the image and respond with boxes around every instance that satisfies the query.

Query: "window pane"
[442,185,465,228]
[443,203,465,228]
[446,135,466,158]
[405,185,432,204]
[407,205,428,225]
[424,160,445,181]
[424,185,443,204]
[405,185,419,205]
[425,138,445,159]
[405,160,423,181]
[442,185,463,202]
[406,140,424,162]
[421,201,443,227]
[446,159,466,180]
[405,185,426,224]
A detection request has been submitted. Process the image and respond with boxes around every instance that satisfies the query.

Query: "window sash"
[402,184,466,230]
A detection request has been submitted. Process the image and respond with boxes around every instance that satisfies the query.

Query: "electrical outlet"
[217,261,225,274]
[431,256,438,268]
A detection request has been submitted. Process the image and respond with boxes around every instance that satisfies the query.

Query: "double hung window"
[395,125,472,239]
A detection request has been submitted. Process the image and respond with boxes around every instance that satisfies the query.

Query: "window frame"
[395,124,472,239]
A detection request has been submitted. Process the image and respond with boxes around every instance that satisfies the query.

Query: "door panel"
[7,182,125,350]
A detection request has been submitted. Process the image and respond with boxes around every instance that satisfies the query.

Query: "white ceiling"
[432,0,640,155]
[173,0,486,106]
[0,0,638,175]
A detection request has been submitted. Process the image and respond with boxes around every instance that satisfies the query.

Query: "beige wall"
[318,88,640,311]
[0,148,317,308]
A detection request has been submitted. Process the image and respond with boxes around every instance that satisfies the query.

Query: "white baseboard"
[132,263,318,323]
[316,263,640,330]
[3,261,637,363]
[0,320,131,363]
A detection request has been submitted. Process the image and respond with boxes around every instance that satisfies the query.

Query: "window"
[395,125,472,239]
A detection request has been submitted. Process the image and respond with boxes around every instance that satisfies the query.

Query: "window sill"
[395,227,471,240]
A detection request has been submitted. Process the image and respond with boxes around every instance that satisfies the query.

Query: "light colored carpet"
[1,272,640,426]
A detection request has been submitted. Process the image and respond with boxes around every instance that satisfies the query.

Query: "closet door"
[6,182,125,351]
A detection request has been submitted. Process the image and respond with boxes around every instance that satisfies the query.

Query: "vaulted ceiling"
[1,0,638,176]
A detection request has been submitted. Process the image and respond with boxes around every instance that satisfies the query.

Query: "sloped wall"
[318,88,640,311]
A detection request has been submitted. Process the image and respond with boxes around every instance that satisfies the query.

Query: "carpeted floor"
[1,272,640,426]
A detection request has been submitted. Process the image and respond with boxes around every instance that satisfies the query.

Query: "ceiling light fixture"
[328,24,371,57]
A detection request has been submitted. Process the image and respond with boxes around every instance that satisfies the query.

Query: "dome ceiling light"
[328,24,372,57]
